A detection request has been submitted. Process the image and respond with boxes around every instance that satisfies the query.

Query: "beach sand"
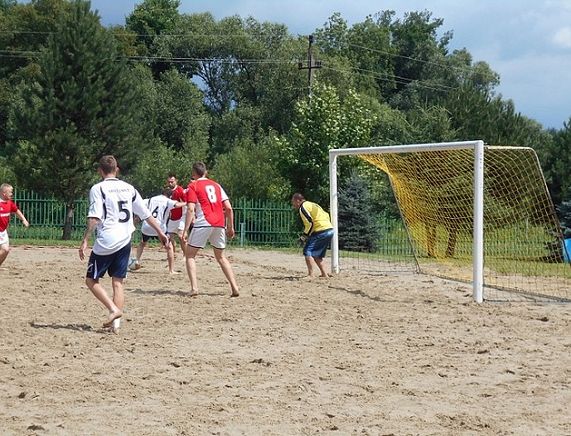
[0,245,569,435]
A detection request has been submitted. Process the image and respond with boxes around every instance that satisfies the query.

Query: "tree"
[537,118,571,206]
[276,83,377,205]
[8,0,146,239]
[338,170,381,252]
[155,68,210,155]
[125,0,181,77]
[211,136,290,201]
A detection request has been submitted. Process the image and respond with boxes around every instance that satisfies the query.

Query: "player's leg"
[85,251,120,316]
[85,277,121,316]
[304,256,314,276]
[184,245,200,296]
[168,233,178,261]
[134,235,149,269]
[176,228,186,256]
[0,245,9,267]
[109,277,125,331]
[210,228,239,296]
[106,244,131,331]
[166,237,177,274]
[213,248,239,297]
[0,232,10,267]
[313,256,330,278]
[184,227,209,296]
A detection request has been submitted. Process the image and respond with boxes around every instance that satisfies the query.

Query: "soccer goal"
[329,140,571,303]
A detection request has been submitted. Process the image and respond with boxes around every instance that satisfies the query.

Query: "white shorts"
[167,218,185,234]
[0,230,9,247]
[188,227,226,249]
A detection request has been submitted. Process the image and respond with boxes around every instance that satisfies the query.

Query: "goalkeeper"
[291,193,335,277]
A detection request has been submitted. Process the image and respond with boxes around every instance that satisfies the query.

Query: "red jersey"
[0,199,19,232]
[169,185,185,220]
[185,177,228,227]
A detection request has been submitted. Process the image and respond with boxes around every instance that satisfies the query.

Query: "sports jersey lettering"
[88,178,150,255]
[205,185,217,202]
[186,178,228,228]
[140,194,178,236]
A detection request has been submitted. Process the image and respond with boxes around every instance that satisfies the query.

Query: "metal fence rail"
[8,190,299,246]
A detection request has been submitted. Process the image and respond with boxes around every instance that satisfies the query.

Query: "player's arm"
[223,199,235,239]
[182,202,196,242]
[15,209,29,228]
[78,217,100,261]
[145,215,169,247]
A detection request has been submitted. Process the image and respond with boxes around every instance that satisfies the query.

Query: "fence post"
[240,222,245,247]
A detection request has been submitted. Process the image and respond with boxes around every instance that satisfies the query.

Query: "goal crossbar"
[329,140,485,303]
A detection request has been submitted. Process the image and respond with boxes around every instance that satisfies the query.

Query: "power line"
[0,49,458,93]
[0,28,477,76]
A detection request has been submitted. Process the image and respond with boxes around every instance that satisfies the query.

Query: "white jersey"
[88,178,151,255]
[141,195,178,236]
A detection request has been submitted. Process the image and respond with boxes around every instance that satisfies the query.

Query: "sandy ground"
[0,245,569,435]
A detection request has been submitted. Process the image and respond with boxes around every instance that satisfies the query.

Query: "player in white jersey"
[133,188,185,273]
[78,155,168,332]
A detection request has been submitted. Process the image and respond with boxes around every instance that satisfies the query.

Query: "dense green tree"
[209,105,263,158]
[338,170,381,251]
[536,118,571,206]
[8,0,145,239]
[276,83,377,204]
[155,68,209,155]
[211,136,290,201]
[124,140,195,197]
[125,0,180,77]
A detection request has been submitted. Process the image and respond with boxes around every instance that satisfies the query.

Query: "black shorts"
[142,233,160,243]
[86,243,131,279]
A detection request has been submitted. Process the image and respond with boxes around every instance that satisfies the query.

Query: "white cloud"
[553,27,571,48]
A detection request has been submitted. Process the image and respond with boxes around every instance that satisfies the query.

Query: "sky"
[89,0,571,130]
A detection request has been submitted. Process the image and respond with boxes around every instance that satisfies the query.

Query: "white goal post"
[329,140,485,303]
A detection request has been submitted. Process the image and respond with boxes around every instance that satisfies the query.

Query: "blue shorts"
[86,243,131,280]
[304,229,334,259]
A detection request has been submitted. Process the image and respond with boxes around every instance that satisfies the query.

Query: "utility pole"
[298,34,322,97]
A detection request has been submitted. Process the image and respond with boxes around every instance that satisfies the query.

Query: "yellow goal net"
[330,141,571,302]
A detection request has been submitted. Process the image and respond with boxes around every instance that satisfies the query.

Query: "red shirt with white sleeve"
[0,199,19,232]
[185,177,228,228]
[169,185,185,221]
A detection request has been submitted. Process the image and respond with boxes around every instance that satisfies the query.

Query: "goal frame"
[329,140,485,303]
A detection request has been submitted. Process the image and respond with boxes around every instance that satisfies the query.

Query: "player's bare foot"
[103,310,122,328]
[230,290,239,297]
[169,270,180,275]
[189,291,198,298]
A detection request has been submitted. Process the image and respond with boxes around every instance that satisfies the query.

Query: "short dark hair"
[192,162,207,177]
[292,193,305,201]
[98,155,117,175]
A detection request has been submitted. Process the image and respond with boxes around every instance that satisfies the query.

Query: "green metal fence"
[8,190,300,246]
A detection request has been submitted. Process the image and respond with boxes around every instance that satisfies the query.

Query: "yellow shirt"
[299,201,333,236]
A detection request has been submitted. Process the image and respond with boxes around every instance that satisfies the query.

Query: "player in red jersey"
[165,174,186,257]
[0,183,29,268]
[181,162,239,297]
